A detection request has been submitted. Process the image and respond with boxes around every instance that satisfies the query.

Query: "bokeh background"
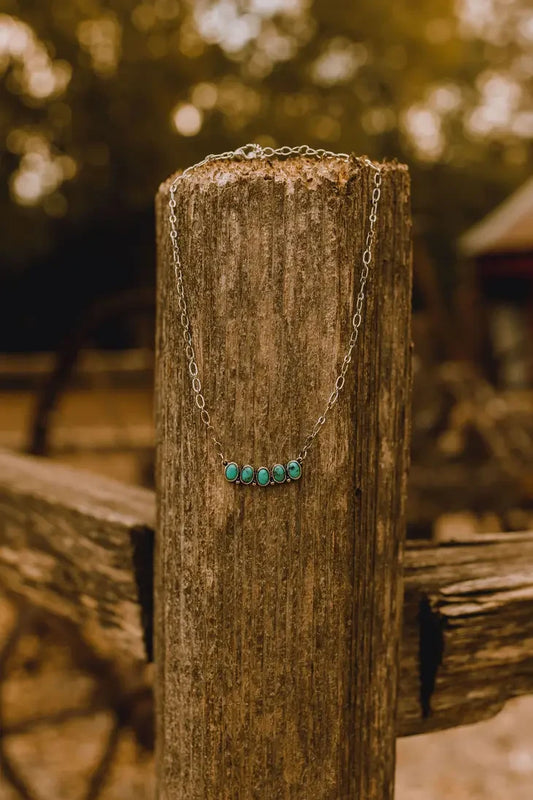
[1,1,532,798]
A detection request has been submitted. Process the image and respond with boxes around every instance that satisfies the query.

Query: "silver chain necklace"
[168,144,382,486]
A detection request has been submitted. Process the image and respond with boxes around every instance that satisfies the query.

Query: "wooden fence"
[1,153,532,799]
[1,451,532,769]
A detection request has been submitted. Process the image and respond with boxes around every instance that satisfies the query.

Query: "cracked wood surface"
[0,448,154,661]
[400,532,533,735]
[1,451,533,740]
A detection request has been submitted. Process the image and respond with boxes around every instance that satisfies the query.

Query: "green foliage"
[1,0,532,276]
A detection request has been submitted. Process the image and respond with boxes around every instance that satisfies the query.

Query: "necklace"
[168,144,382,486]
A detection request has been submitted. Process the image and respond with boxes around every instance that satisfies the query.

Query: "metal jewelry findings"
[167,144,382,486]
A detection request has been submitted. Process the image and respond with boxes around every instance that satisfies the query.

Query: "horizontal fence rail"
[1,449,532,737]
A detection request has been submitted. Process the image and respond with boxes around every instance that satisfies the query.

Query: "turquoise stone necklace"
[168,144,382,486]
[223,460,302,486]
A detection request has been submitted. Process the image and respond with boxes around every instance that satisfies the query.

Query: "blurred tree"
[0,0,532,345]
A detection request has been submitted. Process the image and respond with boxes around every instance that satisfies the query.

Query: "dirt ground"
[396,696,533,800]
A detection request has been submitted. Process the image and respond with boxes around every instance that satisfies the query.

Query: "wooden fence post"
[155,154,412,799]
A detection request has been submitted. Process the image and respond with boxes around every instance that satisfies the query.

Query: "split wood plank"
[1,451,533,737]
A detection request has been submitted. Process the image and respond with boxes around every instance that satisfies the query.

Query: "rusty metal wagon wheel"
[0,599,154,800]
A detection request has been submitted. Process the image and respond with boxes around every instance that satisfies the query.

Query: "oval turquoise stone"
[240,465,254,484]
[272,464,286,483]
[287,460,302,480]
[224,462,239,482]
[256,467,270,486]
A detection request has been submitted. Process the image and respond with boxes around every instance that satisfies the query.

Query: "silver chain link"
[168,144,382,464]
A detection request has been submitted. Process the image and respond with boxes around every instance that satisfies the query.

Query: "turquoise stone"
[225,462,239,482]
[256,467,270,486]
[287,460,302,480]
[240,464,254,484]
[272,463,286,483]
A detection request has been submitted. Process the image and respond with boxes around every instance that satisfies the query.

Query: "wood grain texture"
[400,532,533,735]
[155,156,412,800]
[2,451,533,738]
[0,448,154,660]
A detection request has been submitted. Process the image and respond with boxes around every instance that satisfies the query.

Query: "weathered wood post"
[155,153,411,799]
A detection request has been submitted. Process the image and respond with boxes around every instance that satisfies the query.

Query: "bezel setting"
[256,467,271,487]
[224,461,239,482]
[286,460,302,480]
[224,459,301,486]
[272,463,287,484]
[240,464,255,485]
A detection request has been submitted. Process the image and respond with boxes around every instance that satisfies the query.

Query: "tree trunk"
[155,154,412,800]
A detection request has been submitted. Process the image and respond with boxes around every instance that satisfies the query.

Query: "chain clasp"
[235,143,262,160]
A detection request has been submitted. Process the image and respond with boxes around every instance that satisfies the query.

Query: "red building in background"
[459,178,533,388]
